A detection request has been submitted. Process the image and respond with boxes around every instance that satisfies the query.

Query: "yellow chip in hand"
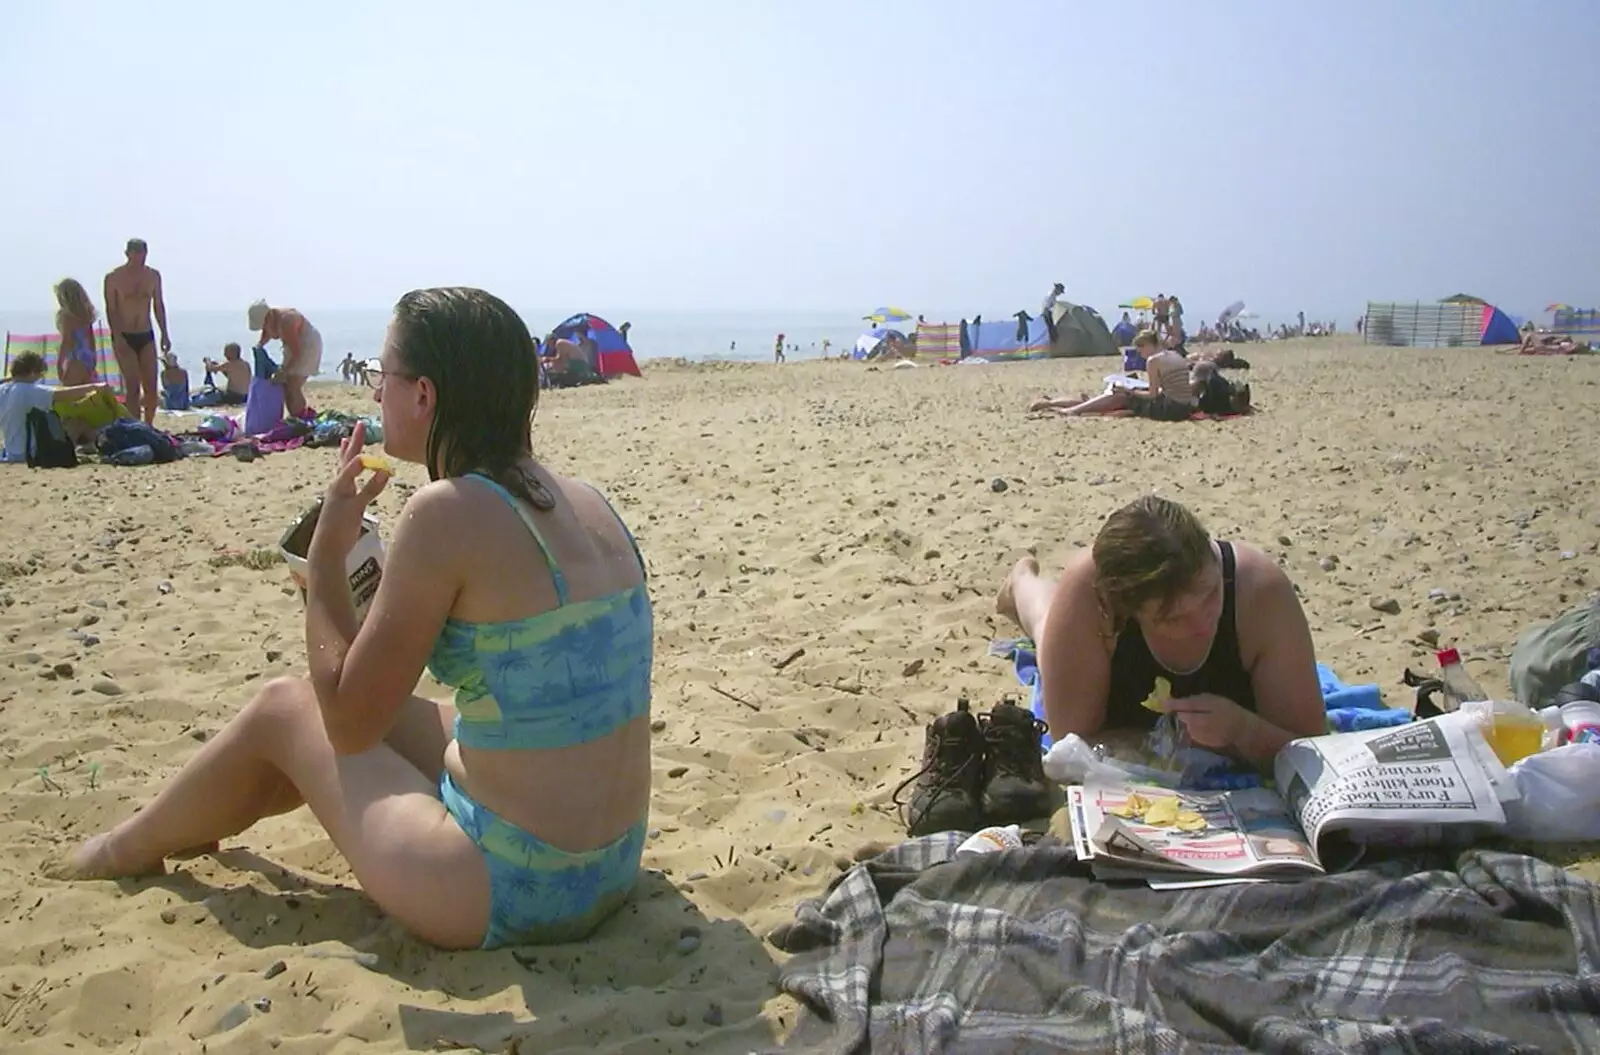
[358,453,395,474]
[1140,676,1172,713]
[1143,797,1180,827]
[1174,810,1208,832]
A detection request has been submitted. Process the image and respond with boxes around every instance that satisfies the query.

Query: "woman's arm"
[1036,571,1113,740]
[51,382,111,403]
[307,482,463,754]
[1239,554,1328,749]
[1146,360,1166,397]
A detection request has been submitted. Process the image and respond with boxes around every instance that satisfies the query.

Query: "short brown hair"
[1134,330,1159,349]
[8,351,46,379]
[126,238,148,254]
[223,342,241,356]
[1091,495,1213,633]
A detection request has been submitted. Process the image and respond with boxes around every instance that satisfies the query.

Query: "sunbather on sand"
[1520,331,1588,355]
[1029,332,1197,421]
[996,495,1326,764]
[55,288,654,951]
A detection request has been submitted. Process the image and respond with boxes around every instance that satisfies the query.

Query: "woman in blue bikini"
[54,278,101,386]
[58,288,653,950]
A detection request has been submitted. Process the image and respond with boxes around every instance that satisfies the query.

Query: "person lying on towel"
[54,288,654,952]
[1029,331,1197,420]
[996,495,1327,764]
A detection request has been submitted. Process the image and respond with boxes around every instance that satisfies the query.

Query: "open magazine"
[1066,714,1518,887]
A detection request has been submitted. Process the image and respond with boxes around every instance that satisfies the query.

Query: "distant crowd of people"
[0,237,331,462]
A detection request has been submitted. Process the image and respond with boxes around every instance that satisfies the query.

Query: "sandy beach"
[3,336,1597,1053]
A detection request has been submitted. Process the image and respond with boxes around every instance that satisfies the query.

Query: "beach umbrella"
[1218,300,1246,325]
[1546,303,1571,312]
[1118,297,1154,311]
[865,306,913,323]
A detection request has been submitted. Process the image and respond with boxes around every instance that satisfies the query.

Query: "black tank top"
[1104,541,1257,730]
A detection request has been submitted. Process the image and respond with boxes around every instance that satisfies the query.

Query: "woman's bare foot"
[43,832,165,880]
[996,556,1040,623]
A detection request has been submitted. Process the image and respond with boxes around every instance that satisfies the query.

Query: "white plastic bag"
[1501,743,1600,842]
[1042,733,1183,788]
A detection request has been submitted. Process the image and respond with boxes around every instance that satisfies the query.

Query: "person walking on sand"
[103,238,171,425]
[774,333,786,363]
[248,300,324,419]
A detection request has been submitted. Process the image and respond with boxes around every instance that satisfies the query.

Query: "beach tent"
[1048,303,1120,358]
[1363,301,1523,347]
[968,317,1050,360]
[547,314,642,377]
[853,327,907,359]
[4,328,125,394]
[1478,304,1520,345]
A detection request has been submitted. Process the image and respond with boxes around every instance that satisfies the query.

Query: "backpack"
[98,419,181,464]
[25,408,78,468]
[1510,601,1600,708]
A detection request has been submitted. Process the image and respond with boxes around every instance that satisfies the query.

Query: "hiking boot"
[893,696,986,836]
[980,699,1055,824]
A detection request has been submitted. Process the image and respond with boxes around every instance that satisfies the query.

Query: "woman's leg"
[996,556,1057,642]
[55,677,487,949]
[1059,390,1130,416]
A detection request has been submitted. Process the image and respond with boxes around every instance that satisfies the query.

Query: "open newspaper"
[1066,715,1517,887]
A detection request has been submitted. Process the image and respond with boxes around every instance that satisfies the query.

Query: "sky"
[2,0,1596,324]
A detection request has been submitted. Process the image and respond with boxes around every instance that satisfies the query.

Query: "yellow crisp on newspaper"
[1143,797,1180,826]
[1110,791,1155,819]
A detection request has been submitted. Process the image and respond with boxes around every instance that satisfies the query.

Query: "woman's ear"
[414,375,437,415]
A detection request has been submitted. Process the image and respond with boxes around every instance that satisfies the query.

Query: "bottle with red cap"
[1434,647,1487,713]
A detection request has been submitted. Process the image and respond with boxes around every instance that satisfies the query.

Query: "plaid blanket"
[768,835,1600,1053]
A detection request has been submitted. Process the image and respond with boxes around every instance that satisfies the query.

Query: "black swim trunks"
[121,330,155,353]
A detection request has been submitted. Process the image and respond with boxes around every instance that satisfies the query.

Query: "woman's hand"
[309,421,390,562]
[1161,693,1255,752]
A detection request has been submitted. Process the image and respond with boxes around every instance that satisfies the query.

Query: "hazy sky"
[2,1,1595,321]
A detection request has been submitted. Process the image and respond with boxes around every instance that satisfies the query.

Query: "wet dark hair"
[8,351,45,379]
[390,287,554,510]
[126,238,147,254]
[1091,495,1214,634]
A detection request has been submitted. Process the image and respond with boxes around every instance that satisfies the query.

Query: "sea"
[0,308,894,381]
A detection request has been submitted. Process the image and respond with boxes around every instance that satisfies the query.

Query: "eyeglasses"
[363,364,416,389]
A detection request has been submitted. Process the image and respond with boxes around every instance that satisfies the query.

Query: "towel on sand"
[991,639,1411,753]
[768,834,1600,1053]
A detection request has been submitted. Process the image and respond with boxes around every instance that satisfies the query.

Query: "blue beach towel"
[990,640,1412,751]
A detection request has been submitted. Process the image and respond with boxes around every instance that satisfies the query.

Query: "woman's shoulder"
[1048,549,1103,619]
[1229,542,1301,617]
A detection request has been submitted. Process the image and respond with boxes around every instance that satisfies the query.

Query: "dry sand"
[2,337,1597,1052]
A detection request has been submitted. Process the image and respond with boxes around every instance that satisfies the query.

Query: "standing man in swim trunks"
[104,238,171,425]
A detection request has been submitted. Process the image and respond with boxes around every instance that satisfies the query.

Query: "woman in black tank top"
[997,496,1327,764]
[1104,541,1256,730]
